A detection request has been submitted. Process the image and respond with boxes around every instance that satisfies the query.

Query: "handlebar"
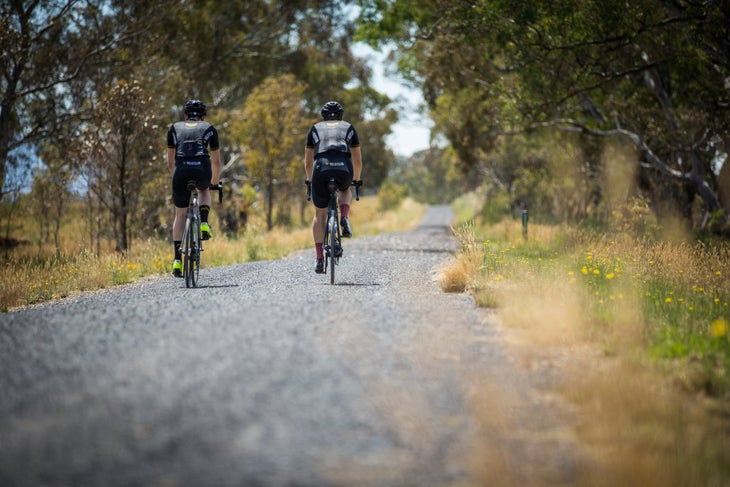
[210,183,223,205]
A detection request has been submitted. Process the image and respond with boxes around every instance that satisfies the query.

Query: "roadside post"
[521,208,528,240]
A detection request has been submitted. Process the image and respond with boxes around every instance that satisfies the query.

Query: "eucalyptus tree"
[234,74,310,230]
[78,80,161,253]
[356,0,730,228]
[0,0,172,196]
[2,0,399,253]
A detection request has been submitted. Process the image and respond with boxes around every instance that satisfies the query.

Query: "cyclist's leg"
[311,206,327,273]
[333,155,354,207]
[336,170,354,237]
[338,184,353,206]
[171,168,193,275]
[325,154,354,236]
[196,170,213,239]
[312,206,327,242]
[311,162,331,272]
[172,206,187,241]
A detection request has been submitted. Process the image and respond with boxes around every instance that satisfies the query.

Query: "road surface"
[0,206,577,486]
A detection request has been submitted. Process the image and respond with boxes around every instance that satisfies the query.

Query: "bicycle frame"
[307,178,360,284]
[180,181,201,288]
[178,181,223,288]
[323,179,342,284]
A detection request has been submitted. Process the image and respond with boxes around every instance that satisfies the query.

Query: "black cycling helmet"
[320,101,344,120]
[184,99,207,118]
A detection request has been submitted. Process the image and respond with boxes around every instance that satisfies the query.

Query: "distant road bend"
[0,206,577,486]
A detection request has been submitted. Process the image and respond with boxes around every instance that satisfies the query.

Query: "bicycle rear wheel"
[184,218,200,288]
[328,216,338,284]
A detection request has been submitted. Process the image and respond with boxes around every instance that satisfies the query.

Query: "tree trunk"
[267,181,274,231]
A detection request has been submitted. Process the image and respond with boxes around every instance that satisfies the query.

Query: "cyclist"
[166,99,221,277]
[304,101,363,274]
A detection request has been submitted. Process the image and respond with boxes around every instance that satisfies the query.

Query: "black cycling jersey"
[306,119,359,209]
[167,119,219,207]
[306,120,360,156]
[167,120,220,166]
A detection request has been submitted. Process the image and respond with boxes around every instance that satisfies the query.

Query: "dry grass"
[439,217,730,485]
[1,196,426,311]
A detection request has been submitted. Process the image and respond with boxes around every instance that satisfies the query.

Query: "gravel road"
[0,206,578,487]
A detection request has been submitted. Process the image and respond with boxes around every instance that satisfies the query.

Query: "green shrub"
[378,180,409,211]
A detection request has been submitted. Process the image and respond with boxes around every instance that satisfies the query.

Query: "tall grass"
[1,196,426,311]
[442,218,730,395]
[439,216,730,485]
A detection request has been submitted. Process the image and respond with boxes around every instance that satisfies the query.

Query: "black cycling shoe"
[315,258,325,274]
[341,217,352,238]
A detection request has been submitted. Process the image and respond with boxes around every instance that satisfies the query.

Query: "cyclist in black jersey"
[304,101,363,274]
[166,99,221,277]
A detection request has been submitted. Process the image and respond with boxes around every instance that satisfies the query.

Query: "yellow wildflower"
[711,318,728,338]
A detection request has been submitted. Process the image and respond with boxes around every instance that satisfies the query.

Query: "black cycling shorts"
[311,152,353,209]
[172,162,212,207]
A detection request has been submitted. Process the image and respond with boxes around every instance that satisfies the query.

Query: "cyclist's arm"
[351,146,362,181]
[210,148,221,186]
[166,148,176,174]
[304,147,314,181]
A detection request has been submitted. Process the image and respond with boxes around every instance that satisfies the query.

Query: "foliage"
[377,179,408,211]
[389,146,473,205]
[444,214,730,398]
[78,79,164,253]
[0,0,171,194]
[355,0,730,230]
[231,74,309,230]
[30,144,75,254]
[2,0,400,253]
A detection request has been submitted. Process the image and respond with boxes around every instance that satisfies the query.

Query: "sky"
[352,43,433,158]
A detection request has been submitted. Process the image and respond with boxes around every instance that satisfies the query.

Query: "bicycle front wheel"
[184,218,200,288]
[328,216,338,284]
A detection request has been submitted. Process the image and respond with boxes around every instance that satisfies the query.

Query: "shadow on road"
[179,283,240,289]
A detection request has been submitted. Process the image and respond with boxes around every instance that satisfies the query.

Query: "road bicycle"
[179,180,223,288]
[308,178,360,284]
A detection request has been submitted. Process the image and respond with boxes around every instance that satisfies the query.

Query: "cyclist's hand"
[352,179,363,188]
[305,179,311,187]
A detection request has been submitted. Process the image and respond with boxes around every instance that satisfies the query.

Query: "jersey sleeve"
[206,126,220,151]
[347,125,360,148]
[306,126,317,148]
[167,125,176,148]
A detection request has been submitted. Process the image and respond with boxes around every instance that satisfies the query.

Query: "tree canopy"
[2,0,399,250]
[356,0,730,230]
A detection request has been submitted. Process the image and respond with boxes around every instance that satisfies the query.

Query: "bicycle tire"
[184,218,200,288]
[181,218,191,284]
[329,216,338,284]
[192,220,200,287]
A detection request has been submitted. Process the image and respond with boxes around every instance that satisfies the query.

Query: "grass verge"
[438,216,730,485]
[1,196,426,311]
